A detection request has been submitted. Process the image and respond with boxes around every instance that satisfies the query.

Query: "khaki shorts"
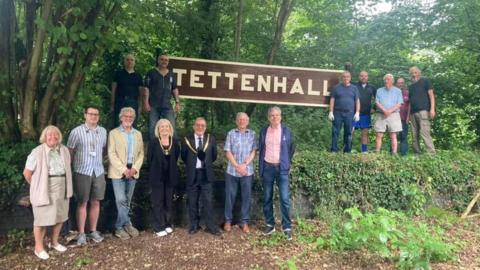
[73,172,106,202]
[375,112,402,133]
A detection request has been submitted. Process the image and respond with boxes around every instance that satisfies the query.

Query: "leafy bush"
[0,141,37,210]
[317,207,455,270]
[291,150,480,213]
[0,229,29,256]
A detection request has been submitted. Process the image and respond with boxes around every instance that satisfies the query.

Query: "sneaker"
[87,231,104,243]
[115,228,131,240]
[155,230,168,237]
[263,225,275,235]
[76,233,87,246]
[284,229,292,241]
[165,227,173,234]
[48,243,67,252]
[124,224,139,237]
[34,250,49,260]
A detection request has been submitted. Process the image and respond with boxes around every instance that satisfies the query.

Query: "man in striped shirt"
[67,106,107,245]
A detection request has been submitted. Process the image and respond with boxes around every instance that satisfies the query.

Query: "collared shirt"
[331,83,360,112]
[194,133,205,168]
[376,86,404,112]
[224,128,257,177]
[119,126,135,164]
[400,89,410,121]
[67,124,107,176]
[264,125,281,164]
[25,145,66,175]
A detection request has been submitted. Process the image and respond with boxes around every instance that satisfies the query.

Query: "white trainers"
[34,250,50,260]
[165,227,173,234]
[48,243,67,252]
[155,230,168,237]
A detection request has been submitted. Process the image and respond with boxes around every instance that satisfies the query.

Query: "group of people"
[22,52,435,261]
[24,105,294,261]
[329,66,436,155]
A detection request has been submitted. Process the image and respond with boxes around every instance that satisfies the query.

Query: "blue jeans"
[331,111,354,153]
[398,120,409,156]
[262,164,291,230]
[224,173,253,225]
[149,107,176,140]
[112,178,136,230]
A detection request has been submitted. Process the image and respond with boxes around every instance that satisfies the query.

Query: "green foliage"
[0,229,28,256]
[75,254,95,267]
[252,231,288,247]
[0,140,37,210]
[291,150,480,213]
[317,207,455,270]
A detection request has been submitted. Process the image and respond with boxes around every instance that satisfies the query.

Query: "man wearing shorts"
[375,74,404,154]
[353,71,376,153]
[67,106,107,245]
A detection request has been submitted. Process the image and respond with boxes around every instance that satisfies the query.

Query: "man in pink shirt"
[258,106,295,240]
[397,77,410,155]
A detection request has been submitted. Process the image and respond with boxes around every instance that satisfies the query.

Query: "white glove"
[328,111,334,121]
[353,112,360,122]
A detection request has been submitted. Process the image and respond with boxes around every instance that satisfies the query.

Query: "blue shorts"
[353,114,372,129]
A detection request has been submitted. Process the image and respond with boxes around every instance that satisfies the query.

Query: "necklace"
[159,136,172,155]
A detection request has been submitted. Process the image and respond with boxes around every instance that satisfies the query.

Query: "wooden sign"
[169,57,342,107]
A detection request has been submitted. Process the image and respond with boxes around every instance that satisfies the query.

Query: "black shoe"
[263,225,275,235]
[189,226,199,234]
[205,228,221,236]
[284,230,292,241]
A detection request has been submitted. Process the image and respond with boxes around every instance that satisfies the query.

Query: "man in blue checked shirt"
[223,112,257,233]
[67,106,107,245]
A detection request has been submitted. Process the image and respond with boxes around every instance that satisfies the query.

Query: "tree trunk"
[233,0,244,60]
[0,0,18,140]
[246,0,296,116]
[25,0,37,59]
[267,0,295,65]
[21,0,53,139]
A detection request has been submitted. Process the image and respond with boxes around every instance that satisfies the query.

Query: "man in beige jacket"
[108,107,144,240]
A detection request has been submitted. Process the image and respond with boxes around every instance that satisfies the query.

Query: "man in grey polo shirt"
[375,74,404,154]
[67,106,107,245]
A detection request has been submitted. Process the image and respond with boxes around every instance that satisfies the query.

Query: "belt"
[49,174,66,178]
[264,161,280,167]
[334,109,353,113]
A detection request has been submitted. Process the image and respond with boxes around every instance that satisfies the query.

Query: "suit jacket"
[148,137,180,187]
[108,127,144,179]
[181,133,217,186]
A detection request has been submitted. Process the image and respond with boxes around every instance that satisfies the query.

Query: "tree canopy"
[1,0,479,149]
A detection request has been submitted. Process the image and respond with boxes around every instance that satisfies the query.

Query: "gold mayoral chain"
[184,134,210,154]
[159,136,173,155]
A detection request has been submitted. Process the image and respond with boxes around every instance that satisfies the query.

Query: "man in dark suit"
[181,117,220,236]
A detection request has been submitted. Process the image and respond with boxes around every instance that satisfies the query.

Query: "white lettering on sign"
[241,74,255,92]
[173,69,332,97]
[190,70,204,88]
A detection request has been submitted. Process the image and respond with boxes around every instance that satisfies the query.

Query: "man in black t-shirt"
[144,54,181,140]
[408,66,436,153]
[353,71,376,153]
[111,54,143,127]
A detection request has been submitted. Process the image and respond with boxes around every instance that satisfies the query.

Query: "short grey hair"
[236,112,249,121]
[383,73,394,80]
[194,117,207,125]
[119,107,136,120]
[124,53,135,61]
[268,106,282,117]
[409,66,421,73]
[39,125,63,145]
